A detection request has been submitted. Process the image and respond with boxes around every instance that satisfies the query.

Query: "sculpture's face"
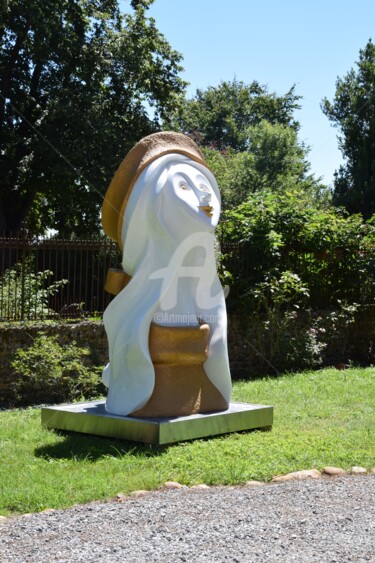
[121,156,221,273]
[172,164,220,228]
[166,162,220,230]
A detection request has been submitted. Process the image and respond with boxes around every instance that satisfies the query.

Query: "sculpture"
[101,132,232,417]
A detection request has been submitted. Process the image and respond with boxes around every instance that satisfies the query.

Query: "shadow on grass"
[34,426,270,461]
[35,429,168,461]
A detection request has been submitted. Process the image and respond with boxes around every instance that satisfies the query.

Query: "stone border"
[1,467,374,522]
[112,465,375,502]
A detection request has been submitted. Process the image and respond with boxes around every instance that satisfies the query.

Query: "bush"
[10,332,104,405]
[230,299,360,377]
[218,189,373,373]
[234,270,326,373]
[0,258,68,320]
[219,188,375,310]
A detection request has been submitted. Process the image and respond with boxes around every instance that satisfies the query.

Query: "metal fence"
[0,234,121,321]
[221,241,375,309]
[1,234,375,321]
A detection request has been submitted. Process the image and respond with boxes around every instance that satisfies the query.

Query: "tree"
[322,39,375,218]
[0,0,186,236]
[165,79,326,208]
[203,121,324,209]
[165,79,301,152]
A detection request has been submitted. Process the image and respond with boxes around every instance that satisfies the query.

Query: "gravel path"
[1,476,374,562]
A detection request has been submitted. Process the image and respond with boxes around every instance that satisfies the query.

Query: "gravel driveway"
[1,476,374,562]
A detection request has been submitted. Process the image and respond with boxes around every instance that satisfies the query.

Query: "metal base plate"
[41,400,273,445]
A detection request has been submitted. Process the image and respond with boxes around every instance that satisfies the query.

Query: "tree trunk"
[0,188,37,236]
[0,197,6,235]
[0,26,30,124]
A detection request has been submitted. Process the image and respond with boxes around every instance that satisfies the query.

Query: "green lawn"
[0,367,374,516]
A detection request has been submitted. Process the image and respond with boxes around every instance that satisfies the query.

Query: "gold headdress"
[102,131,207,248]
[102,131,208,294]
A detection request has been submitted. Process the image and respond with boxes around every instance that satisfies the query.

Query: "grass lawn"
[0,367,374,516]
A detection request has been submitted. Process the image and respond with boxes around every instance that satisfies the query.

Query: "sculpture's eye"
[200,184,210,193]
[180,183,190,191]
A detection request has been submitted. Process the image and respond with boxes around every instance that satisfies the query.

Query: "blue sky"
[123,0,375,186]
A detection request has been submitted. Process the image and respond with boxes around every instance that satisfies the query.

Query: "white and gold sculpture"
[101,132,232,417]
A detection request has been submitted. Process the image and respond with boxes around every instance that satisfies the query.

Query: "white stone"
[129,490,149,498]
[272,469,321,483]
[190,484,210,490]
[245,480,265,486]
[323,466,347,476]
[163,481,188,490]
[351,466,367,474]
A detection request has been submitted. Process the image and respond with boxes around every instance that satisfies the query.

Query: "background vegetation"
[1,3,375,390]
[322,39,375,218]
[2,2,375,239]
[0,0,186,236]
[10,332,104,404]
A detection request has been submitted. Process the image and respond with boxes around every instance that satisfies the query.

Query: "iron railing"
[0,234,121,321]
[1,234,375,321]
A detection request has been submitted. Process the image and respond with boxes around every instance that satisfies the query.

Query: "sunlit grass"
[0,367,374,516]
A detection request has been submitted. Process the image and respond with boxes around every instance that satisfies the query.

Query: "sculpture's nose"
[200,192,212,204]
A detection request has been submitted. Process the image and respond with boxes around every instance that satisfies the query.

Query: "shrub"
[10,332,104,405]
[219,188,375,310]
[236,270,326,373]
[218,189,372,373]
[0,258,68,320]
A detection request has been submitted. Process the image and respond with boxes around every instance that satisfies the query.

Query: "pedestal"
[41,400,273,445]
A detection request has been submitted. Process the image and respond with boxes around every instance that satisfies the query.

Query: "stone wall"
[228,306,375,377]
[1,307,375,406]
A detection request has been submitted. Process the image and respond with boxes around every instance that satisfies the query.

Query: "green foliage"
[317,300,360,360]
[165,79,301,151]
[10,332,104,404]
[0,258,68,320]
[249,270,310,309]
[1,368,374,515]
[166,79,328,211]
[203,121,326,209]
[221,188,374,251]
[235,298,361,377]
[322,39,375,218]
[221,189,375,308]
[239,271,326,373]
[0,0,186,236]
[219,190,375,371]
